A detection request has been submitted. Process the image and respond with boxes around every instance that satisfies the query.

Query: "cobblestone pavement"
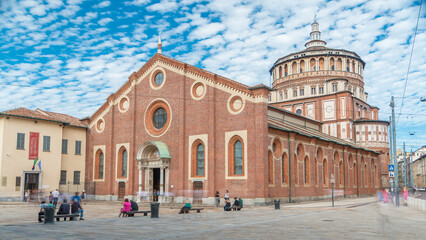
[0,197,425,240]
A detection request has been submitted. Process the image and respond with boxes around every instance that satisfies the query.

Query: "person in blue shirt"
[71,192,81,203]
[38,201,48,222]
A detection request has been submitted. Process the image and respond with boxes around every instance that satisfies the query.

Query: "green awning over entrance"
[149,141,171,159]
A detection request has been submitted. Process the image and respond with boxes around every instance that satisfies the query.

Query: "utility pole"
[403,142,407,186]
[390,96,399,206]
[389,116,394,191]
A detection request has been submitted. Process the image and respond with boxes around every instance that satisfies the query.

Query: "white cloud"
[94,1,111,8]
[147,0,178,13]
[98,17,113,26]
[124,0,149,6]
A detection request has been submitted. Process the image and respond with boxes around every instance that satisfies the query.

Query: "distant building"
[268,20,390,186]
[413,154,426,188]
[0,108,86,201]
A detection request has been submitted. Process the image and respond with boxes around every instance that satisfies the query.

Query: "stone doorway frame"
[136,141,171,202]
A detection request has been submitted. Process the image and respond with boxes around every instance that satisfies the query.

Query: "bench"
[40,214,80,221]
[225,206,241,211]
[123,210,151,217]
[187,208,204,213]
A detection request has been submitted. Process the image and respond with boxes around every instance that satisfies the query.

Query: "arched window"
[122,149,128,177]
[197,144,205,176]
[352,61,355,73]
[234,140,243,175]
[346,59,350,72]
[278,66,282,78]
[334,152,340,184]
[330,58,335,70]
[323,159,327,185]
[310,58,316,71]
[95,149,104,179]
[268,151,273,184]
[284,64,288,76]
[304,156,310,184]
[292,62,297,74]
[282,152,288,183]
[300,60,305,73]
[353,162,357,186]
[319,58,324,70]
[192,140,205,177]
[337,58,342,70]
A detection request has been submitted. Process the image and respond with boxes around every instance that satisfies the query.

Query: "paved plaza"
[0,197,425,239]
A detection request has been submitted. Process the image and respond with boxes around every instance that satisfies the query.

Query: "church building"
[84,22,387,205]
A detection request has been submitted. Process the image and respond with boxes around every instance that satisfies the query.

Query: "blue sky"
[1,0,425,151]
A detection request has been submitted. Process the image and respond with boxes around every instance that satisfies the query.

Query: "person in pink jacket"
[382,189,389,203]
[119,198,132,217]
[403,187,409,206]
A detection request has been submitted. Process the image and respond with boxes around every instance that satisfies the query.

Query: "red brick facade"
[84,53,381,205]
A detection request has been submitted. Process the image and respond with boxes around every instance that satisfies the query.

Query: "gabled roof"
[1,107,87,128]
[89,53,259,124]
[268,116,377,153]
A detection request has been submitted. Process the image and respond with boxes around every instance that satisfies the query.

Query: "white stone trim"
[225,130,248,180]
[93,145,106,182]
[149,66,167,90]
[143,98,172,138]
[227,95,245,115]
[190,81,207,101]
[118,96,130,113]
[115,143,130,182]
[188,134,208,181]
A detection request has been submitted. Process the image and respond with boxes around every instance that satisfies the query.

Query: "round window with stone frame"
[154,72,164,86]
[153,107,167,129]
[296,109,302,115]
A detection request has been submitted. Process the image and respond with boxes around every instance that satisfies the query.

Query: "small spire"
[157,33,162,54]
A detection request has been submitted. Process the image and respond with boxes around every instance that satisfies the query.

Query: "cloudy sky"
[1,0,425,151]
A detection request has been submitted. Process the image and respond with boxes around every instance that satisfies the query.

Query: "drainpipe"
[356,150,359,197]
[343,146,346,198]
[288,133,292,203]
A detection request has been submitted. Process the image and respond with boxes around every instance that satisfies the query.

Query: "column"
[145,168,150,201]
[165,167,169,199]
[138,166,143,202]
[160,167,164,196]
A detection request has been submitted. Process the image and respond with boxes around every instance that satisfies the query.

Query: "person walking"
[81,190,86,205]
[215,191,220,208]
[52,189,60,207]
[403,187,409,206]
[224,190,229,201]
[24,190,30,203]
[72,192,81,203]
[71,199,84,220]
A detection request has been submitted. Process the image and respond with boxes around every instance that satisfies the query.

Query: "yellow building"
[0,108,86,201]
[414,155,426,188]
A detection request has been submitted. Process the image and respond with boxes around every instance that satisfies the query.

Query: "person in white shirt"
[52,189,60,207]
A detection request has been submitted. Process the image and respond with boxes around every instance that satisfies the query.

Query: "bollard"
[44,206,55,224]
[150,202,160,218]
[274,199,280,210]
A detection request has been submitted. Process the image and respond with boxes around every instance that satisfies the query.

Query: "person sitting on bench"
[56,199,70,221]
[118,198,131,217]
[71,199,84,220]
[232,197,240,210]
[38,201,48,222]
[128,200,139,217]
[179,199,192,214]
[224,199,231,211]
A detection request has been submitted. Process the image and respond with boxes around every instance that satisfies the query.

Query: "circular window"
[296,109,302,115]
[191,82,206,100]
[96,119,104,132]
[272,138,282,158]
[119,97,129,112]
[153,107,167,129]
[154,72,164,86]
[228,96,245,114]
[144,99,172,137]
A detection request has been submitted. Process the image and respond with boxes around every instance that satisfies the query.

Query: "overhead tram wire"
[396,0,423,125]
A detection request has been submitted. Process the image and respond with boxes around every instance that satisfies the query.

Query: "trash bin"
[44,206,55,224]
[274,199,280,210]
[150,202,160,218]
